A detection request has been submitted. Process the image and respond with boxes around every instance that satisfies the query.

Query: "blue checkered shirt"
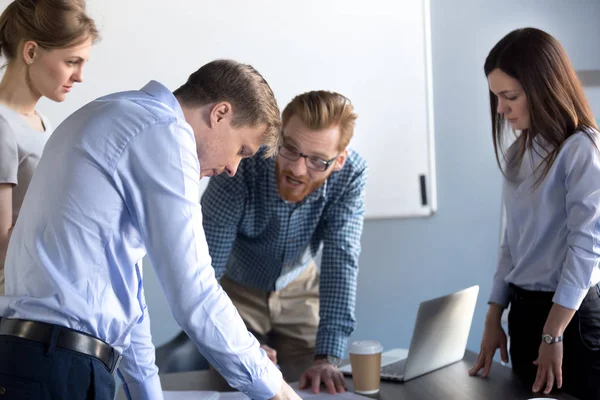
[201,148,367,359]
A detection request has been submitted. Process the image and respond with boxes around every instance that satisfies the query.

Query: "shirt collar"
[140,80,185,120]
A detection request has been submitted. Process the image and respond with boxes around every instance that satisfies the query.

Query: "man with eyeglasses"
[201,90,367,395]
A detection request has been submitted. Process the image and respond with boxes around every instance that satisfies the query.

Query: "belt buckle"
[110,354,122,376]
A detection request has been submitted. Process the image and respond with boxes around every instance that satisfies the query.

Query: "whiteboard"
[0,0,437,219]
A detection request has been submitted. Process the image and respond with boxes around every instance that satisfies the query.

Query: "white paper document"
[163,391,220,400]
[163,391,250,400]
[163,389,370,400]
[291,391,370,399]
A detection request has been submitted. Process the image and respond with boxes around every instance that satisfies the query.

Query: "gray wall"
[143,0,600,358]
[349,0,600,357]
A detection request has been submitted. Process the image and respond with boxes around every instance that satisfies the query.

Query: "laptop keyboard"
[380,358,407,380]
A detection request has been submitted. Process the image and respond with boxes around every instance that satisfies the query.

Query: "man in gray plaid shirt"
[201,90,367,394]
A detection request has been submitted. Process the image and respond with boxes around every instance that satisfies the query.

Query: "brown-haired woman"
[469,27,600,400]
[0,0,98,295]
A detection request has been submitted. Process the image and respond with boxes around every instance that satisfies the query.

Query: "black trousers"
[0,330,115,399]
[508,284,600,400]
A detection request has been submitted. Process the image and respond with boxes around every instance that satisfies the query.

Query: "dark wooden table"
[116,350,578,399]
[343,350,578,400]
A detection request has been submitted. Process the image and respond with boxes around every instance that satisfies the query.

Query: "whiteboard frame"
[424,0,438,217]
[365,0,437,220]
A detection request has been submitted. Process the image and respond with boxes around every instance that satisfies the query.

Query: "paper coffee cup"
[349,340,383,394]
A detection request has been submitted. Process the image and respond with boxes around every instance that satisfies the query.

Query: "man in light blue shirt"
[0,60,300,400]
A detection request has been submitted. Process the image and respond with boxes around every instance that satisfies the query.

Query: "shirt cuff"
[121,374,163,400]
[315,332,347,359]
[488,279,511,308]
[0,174,17,186]
[553,280,588,310]
[236,360,282,400]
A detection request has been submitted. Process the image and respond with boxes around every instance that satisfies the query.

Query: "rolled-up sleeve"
[554,134,600,310]
[114,120,282,399]
[489,205,513,308]
[318,165,367,358]
[0,119,18,186]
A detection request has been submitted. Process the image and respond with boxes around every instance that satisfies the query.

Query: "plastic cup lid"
[349,340,383,355]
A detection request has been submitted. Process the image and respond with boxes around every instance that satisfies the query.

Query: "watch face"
[327,356,341,367]
[543,335,552,344]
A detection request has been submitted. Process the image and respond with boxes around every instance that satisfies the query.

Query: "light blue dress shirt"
[490,131,600,311]
[0,81,282,399]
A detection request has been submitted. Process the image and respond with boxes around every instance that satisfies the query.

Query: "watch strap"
[314,354,342,367]
[541,333,563,344]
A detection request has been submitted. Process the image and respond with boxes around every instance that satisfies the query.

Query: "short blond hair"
[174,59,281,157]
[282,90,357,151]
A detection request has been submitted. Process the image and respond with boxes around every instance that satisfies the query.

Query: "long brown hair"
[0,0,99,61]
[484,27,597,184]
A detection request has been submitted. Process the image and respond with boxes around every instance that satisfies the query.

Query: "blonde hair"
[174,59,281,158]
[282,90,357,151]
[0,0,99,61]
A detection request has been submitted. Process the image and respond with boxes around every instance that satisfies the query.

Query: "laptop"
[340,285,479,382]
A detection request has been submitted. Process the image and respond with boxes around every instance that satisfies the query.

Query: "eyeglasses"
[278,145,338,172]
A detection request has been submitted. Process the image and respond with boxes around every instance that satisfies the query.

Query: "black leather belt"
[0,318,121,375]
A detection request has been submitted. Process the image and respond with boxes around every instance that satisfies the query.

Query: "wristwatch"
[541,333,563,345]
[315,354,342,367]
